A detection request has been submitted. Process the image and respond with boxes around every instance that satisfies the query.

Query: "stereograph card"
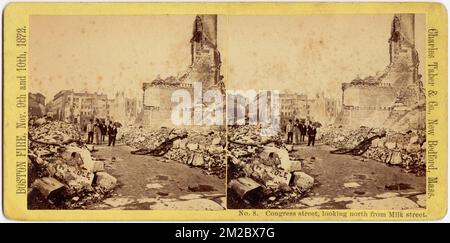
[2,2,447,221]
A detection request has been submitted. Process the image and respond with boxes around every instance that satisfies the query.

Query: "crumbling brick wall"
[337,14,424,130]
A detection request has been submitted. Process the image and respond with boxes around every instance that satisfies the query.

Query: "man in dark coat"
[100,121,107,142]
[300,122,306,142]
[307,123,317,146]
[108,123,118,146]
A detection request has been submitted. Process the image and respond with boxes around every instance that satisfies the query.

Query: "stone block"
[96,172,117,191]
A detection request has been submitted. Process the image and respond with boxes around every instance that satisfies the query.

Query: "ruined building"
[110,92,142,125]
[29,92,46,118]
[189,15,222,89]
[138,15,223,127]
[337,14,425,130]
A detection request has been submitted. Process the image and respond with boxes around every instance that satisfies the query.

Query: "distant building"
[28,92,46,117]
[110,91,141,125]
[279,93,309,120]
[277,92,337,126]
[308,92,339,125]
[46,90,113,129]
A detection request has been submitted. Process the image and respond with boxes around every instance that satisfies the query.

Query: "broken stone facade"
[190,15,222,89]
[111,91,142,126]
[308,92,340,125]
[337,14,425,131]
[139,15,223,127]
[29,92,46,118]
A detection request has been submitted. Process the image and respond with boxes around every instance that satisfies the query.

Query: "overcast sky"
[29,14,425,101]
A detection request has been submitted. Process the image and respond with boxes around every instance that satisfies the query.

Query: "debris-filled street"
[88,144,225,210]
[27,121,425,210]
[284,144,425,209]
[119,126,226,179]
[27,119,225,210]
[227,125,316,209]
[28,119,118,209]
[27,13,429,213]
[227,125,426,210]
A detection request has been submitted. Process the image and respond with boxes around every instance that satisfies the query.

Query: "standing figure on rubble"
[286,119,294,144]
[94,119,102,145]
[307,123,317,146]
[300,121,306,142]
[108,122,118,147]
[293,119,301,145]
[100,120,107,142]
[87,119,94,144]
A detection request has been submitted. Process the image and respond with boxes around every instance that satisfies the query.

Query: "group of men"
[86,119,118,146]
[285,119,318,146]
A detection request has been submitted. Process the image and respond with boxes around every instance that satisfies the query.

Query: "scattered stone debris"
[28,119,118,209]
[227,125,315,208]
[96,172,118,191]
[321,126,426,175]
[119,126,226,178]
[229,177,264,204]
[292,172,314,192]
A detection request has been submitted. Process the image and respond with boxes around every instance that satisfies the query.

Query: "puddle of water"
[353,174,367,180]
[179,194,203,200]
[102,197,135,207]
[299,197,330,207]
[385,183,413,191]
[150,198,224,210]
[188,184,216,192]
[146,183,163,189]
[137,198,157,204]
[375,192,400,199]
[110,156,123,162]
[344,182,361,188]
[156,175,169,181]
[334,196,355,202]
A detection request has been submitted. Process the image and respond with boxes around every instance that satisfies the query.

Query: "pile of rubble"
[28,119,117,209]
[321,126,426,175]
[227,125,315,208]
[30,119,82,143]
[119,126,226,178]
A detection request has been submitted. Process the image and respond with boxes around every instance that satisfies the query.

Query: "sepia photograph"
[27,13,426,211]
[225,14,427,210]
[28,15,227,210]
